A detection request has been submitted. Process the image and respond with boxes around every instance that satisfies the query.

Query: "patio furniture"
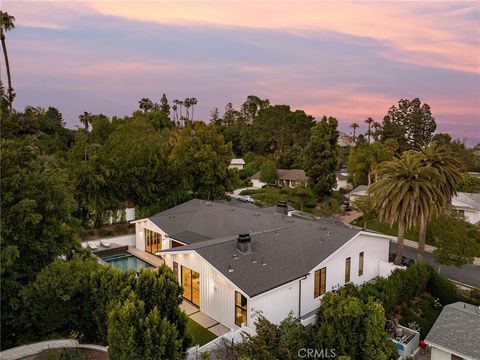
[88,242,97,250]
[100,239,111,247]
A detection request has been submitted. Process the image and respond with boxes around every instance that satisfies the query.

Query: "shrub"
[114,224,128,235]
[98,229,114,237]
[38,349,85,360]
[427,270,461,305]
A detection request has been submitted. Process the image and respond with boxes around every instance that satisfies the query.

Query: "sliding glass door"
[181,266,200,307]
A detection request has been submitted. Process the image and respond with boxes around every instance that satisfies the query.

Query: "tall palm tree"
[172,104,178,124]
[0,11,15,113]
[416,142,463,262]
[190,97,197,121]
[350,122,359,142]
[138,98,154,114]
[79,112,92,161]
[369,152,445,265]
[365,117,374,143]
[184,97,191,120]
[372,121,382,142]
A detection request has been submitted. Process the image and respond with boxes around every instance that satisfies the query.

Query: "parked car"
[389,253,416,267]
[239,195,254,203]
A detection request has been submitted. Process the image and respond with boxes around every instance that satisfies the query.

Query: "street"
[389,243,480,289]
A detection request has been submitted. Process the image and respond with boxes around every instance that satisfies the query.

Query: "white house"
[335,168,351,191]
[229,158,245,170]
[132,199,394,331]
[249,169,308,188]
[425,301,480,360]
[348,185,369,204]
[452,192,480,225]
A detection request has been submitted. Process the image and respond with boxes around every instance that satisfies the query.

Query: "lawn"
[395,292,443,339]
[187,318,217,346]
[352,213,430,244]
[239,187,345,216]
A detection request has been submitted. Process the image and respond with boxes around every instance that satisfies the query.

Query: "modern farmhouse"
[132,199,395,331]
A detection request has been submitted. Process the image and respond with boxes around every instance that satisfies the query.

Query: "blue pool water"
[100,252,152,272]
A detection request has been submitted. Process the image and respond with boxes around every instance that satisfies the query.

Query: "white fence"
[186,326,255,360]
[81,234,136,248]
[379,261,405,278]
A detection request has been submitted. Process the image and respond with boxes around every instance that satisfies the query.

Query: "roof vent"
[275,201,288,215]
[228,265,234,273]
[237,233,252,254]
[261,258,267,266]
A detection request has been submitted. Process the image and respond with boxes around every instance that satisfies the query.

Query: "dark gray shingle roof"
[425,302,480,359]
[155,200,360,297]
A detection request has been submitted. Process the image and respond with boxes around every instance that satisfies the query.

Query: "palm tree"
[0,11,15,113]
[172,104,178,124]
[416,143,463,262]
[369,152,445,265]
[350,122,359,142]
[365,117,374,143]
[184,98,191,121]
[138,98,153,114]
[190,97,197,121]
[79,112,92,161]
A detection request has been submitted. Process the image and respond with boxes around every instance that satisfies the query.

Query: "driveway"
[230,187,257,198]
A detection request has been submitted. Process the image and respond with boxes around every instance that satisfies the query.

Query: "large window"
[345,257,351,283]
[358,252,364,276]
[314,267,327,298]
[235,291,248,326]
[181,266,200,307]
[145,229,162,254]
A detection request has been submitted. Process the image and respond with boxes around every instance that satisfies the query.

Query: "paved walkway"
[127,247,165,268]
[180,301,231,337]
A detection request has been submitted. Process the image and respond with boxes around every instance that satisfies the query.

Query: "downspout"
[298,275,308,320]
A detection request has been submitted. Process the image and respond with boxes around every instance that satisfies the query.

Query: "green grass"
[187,318,217,346]
[352,213,430,244]
[239,187,344,216]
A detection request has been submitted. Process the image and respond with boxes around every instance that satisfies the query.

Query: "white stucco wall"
[163,252,246,331]
[251,179,267,188]
[163,232,391,330]
[431,347,453,360]
[464,209,480,224]
[134,219,169,252]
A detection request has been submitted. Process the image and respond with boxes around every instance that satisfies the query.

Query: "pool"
[100,252,152,272]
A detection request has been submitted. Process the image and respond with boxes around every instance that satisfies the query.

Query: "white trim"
[424,340,476,360]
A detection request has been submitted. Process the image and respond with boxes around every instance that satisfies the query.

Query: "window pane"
[345,258,351,283]
[320,268,326,295]
[235,307,247,327]
[314,270,320,298]
[359,252,364,276]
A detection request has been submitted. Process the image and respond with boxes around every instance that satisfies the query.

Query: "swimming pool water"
[101,252,152,272]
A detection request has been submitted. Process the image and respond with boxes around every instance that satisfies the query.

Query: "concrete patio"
[180,301,231,337]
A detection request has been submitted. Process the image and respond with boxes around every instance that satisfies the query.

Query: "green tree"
[417,143,463,262]
[429,212,480,272]
[304,116,339,201]
[311,291,396,360]
[0,11,15,112]
[259,160,277,185]
[380,98,436,152]
[160,93,170,116]
[172,122,236,200]
[291,183,314,211]
[369,152,444,265]
[458,174,480,193]
[236,313,307,360]
[252,105,315,156]
[1,137,78,348]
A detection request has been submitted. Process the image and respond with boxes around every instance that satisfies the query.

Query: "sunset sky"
[3,1,480,143]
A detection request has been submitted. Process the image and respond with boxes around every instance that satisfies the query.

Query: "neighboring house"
[249,169,307,188]
[425,301,480,360]
[468,171,480,179]
[132,199,394,331]
[335,168,351,191]
[348,185,369,203]
[452,192,480,224]
[229,158,245,170]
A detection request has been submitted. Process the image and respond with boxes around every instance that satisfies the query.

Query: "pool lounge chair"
[100,239,111,247]
[88,241,97,250]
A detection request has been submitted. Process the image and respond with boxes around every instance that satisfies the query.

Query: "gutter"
[298,275,308,319]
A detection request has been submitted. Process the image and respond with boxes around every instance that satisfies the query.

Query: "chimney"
[276,201,288,215]
[237,233,252,254]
